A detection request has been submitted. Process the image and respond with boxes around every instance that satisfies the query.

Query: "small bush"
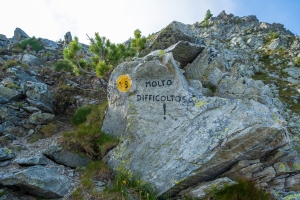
[54,60,73,72]
[60,101,118,158]
[268,30,280,40]
[235,18,243,24]
[295,57,300,67]
[71,106,92,125]
[19,37,43,51]
[209,178,273,200]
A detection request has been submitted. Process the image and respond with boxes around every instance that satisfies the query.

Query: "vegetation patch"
[60,101,118,158]
[52,84,78,114]
[54,60,73,72]
[208,178,274,200]
[71,106,92,125]
[263,30,280,46]
[2,59,28,71]
[19,37,43,51]
[295,57,300,67]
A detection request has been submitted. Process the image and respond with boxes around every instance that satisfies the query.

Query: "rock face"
[64,31,72,44]
[0,165,71,198]
[13,27,29,42]
[102,52,288,196]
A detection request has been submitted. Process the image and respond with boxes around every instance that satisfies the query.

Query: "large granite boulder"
[0,165,71,198]
[102,52,288,197]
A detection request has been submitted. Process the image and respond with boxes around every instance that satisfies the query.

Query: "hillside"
[0,10,300,200]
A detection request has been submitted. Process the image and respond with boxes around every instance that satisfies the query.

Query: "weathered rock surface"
[14,155,49,166]
[43,145,92,168]
[21,54,42,66]
[39,38,59,50]
[29,112,55,125]
[64,31,72,44]
[0,165,71,198]
[0,148,16,161]
[165,41,204,67]
[102,52,288,197]
[13,27,29,42]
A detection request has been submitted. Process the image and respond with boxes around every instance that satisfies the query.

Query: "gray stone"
[0,85,22,101]
[13,27,29,42]
[38,38,58,50]
[21,54,42,66]
[26,98,53,113]
[0,125,3,135]
[43,145,92,168]
[252,166,276,182]
[0,165,71,198]
[64,32,72,44]
[24,81,55,112]
[0,148,16,161]
[29,112,55,125]
[268,38,281,50]
[179,177,237,199]
[14,155,48,166]
[27,129,35,136]
[0,97,9,104]
[6,67,37,83]
[0,56,4,64]
[102,52,288,197]
[0,160,10,167]
[0,34,7,41]
[22,106,41,113]
[165,41,204,67]
[285,174,300,190]
[185,48,226,86]
[283,67,300,79]
[273,154,300,175]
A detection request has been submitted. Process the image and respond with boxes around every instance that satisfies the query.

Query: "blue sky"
[1,0,299,45]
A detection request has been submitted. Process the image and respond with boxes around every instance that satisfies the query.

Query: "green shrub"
[295,57,300,67]
[71,106,92,125]
[54,60,73,72]
[60,101,118,158]
[268,30,280,40]
[19,37,43,51]
[209,178,273,200]
[235,18,243,24]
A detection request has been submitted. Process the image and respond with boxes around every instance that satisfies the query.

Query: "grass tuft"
[60,101,118,158]
[209,178,274,200]
[71,106,92,126]
[54,60,73,72]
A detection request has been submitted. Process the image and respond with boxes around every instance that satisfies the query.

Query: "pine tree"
[204,9,213,21]
[131,29,147,53]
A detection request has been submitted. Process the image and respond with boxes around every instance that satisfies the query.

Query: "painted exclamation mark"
[163,103,166,120]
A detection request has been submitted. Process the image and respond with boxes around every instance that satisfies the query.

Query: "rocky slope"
[0,10,300,200]
[0,28,104,199]
[104,10,300,200]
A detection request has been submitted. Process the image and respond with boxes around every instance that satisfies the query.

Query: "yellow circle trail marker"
[116,75,132,92]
